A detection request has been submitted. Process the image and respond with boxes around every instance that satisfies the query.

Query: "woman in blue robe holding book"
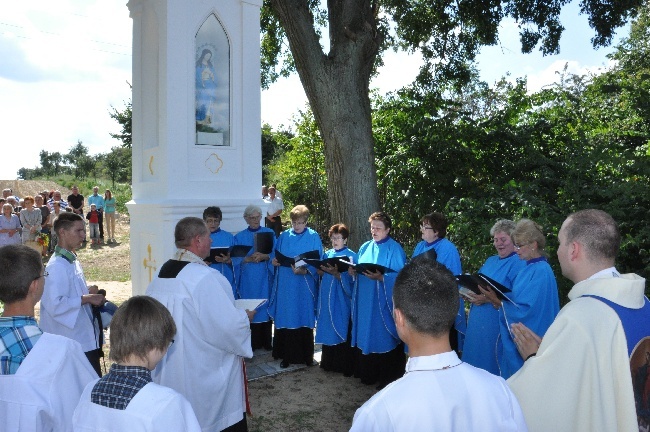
[351,212,407,389]
[233,205,275,350]
[270,205,323,368]
[315,223,357,375]
[412,212,466,353]
[203,207,236,296]
[481,218,560,379]
[461,220,526,375]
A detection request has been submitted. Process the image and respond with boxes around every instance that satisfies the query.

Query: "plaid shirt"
[91,363,152,410]
[0,316,43,375]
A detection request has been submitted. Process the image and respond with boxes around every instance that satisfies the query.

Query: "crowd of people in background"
[1,178,647,431]
[0,186,118,254]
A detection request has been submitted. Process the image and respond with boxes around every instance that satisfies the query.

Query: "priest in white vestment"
[146,217,254,432]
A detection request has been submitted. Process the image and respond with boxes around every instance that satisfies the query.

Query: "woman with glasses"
[350,212,407,389]
[270,205,323,368]
[233,205,276,350]
[203,206,236,294]
[462,220,526,375]
[315,223,357,376]
[481,218,560,378]
[412,212,466,353]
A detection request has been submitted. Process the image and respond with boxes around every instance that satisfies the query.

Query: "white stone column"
[126,0,265,294]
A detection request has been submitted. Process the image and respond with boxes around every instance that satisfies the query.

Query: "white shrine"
[126,0,264,294]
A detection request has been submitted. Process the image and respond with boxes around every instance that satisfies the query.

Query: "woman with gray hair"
[461,220,526,375]
[0,203,21,246]
[481,218,560,379]
[232,204,276,350]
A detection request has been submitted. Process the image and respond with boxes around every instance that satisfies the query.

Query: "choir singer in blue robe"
[315,223,357,375]
[233,205,276,350]
[351,212,407,389]
[461,220,525,375]
[412,212,466,353]
[481,218,559,379]
[270,205,323,368]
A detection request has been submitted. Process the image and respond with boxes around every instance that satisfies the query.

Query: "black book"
[209,246,230,262]
[275,249,321,267]
[304,257,352,273]
[253,232,274,254]
[230,245,252,258]
[456,273,514,303]
[354,262,396,275]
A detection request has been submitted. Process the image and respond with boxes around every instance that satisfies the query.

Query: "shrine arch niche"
[195,13,231,146]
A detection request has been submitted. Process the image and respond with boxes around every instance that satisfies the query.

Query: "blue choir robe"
[497,256,559,379]
[413,238,466,350]
[269,228,323,329]
[232,226,276,324]
[208,228,236,296]
[462,252,525,375]
[352,237,406,354]
[315,247,358,346]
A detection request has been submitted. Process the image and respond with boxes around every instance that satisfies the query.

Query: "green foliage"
[261,123,293,183]
[266,110,329,236]
[108,92,132,148]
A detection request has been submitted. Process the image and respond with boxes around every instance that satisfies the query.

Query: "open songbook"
[275,250,321,268]
[456,273,516,305]
[351,262,397,275]
[209,245,252,261]
[234,299,267,311]
[303,257,353,273]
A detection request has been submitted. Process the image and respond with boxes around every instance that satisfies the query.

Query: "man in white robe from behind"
[0,244,96,432]
[350,257,528,432]
[146,217,255,432]
[507,209,648,431]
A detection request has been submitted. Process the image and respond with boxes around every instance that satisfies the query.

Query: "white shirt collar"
[588,266,620,280]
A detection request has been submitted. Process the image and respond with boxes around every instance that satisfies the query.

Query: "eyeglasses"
[169,339,175,348]
[34,271,49,281]
[514,242,531,250]
[245,215,262,220]
[420,225,433,230]
[205,218,221,224]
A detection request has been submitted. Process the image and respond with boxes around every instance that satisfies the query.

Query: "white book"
[234,299,267,311]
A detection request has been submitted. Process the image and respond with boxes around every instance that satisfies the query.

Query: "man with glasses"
[0,244,96,431]
[39,212,106,376]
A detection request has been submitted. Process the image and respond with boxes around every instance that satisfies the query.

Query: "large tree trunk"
[269,0,381,249]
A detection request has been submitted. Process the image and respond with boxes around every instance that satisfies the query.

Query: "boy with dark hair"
[0,244,96,432]
[351,258,527,431]
[73,296,200,431]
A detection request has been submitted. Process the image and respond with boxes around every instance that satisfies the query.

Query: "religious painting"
[195,14,230,146]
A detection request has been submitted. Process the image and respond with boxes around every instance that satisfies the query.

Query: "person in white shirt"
[264,186,284,237]
[350,257,528,432]
[39,212,106,376]
[146,217,255,432]
[73,296,201,432]
[0,244,96,432]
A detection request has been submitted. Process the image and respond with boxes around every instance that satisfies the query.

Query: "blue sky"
[0,1,628,180]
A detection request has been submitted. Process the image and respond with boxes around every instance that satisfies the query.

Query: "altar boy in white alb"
[73,296,201,431]
[0,245,97,432]
[146,217,254,432]
[350,257,528,432]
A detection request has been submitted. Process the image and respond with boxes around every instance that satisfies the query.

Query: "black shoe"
[280,360,290,368]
